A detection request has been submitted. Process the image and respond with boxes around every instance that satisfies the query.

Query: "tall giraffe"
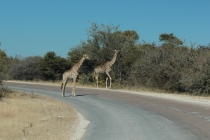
[94,50,119,88]
[61,54,90,97]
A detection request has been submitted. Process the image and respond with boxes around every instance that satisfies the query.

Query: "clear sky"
[0,0,210,58]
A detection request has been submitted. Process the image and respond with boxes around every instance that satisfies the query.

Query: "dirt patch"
[0,91,79,140]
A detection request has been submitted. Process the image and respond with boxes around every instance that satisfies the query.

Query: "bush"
[128,44,197,93]
[10,56,42,80]
[0,86,11,98]
[78,73,92,85]
[180,47,210,95]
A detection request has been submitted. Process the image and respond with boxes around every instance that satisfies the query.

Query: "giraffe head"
[83,54,90,60]
[114,50,119,55]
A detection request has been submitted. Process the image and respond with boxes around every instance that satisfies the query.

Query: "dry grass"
[0,91,78,140]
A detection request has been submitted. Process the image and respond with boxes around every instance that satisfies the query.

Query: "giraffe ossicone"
[94,50,119,88]
[61,54,90,97]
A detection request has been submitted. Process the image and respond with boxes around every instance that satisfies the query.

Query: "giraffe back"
[63,70,78,80]
[94,64,107,73]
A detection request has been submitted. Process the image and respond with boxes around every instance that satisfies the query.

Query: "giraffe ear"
[83,54,89,59]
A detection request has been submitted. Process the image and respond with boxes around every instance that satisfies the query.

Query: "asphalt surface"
[4,81,210,140]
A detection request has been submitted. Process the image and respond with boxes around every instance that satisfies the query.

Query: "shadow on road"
[65,94,98,97]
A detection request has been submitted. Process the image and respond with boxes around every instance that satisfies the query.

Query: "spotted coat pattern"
[94,50,119,88]
[61,54,89,97]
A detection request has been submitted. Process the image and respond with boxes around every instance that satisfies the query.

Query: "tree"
[10,56,42,80]
[159,33,183,46]
[0,47,6,85]
[39,52,69,80]
[123,30,139,42]
[66,23,141,86]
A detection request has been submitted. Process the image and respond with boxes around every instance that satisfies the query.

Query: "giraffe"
[94,50,119,88]
[61,54,90,97]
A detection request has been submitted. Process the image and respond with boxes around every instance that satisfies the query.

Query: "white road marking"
[159,116,174,124]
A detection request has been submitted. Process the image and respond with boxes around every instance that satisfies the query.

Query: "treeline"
[1,23,210,95]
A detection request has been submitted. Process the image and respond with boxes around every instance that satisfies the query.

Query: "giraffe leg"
[61,83,63,89]
[106,77,109,88]
[62,79,68,97]
[95,73,99,88]
[72,77,76,96]
[106,72,112,88]
[109,76,112,88]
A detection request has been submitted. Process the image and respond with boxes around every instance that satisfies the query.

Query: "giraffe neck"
[71,57,85,72]
[106,51,118,67]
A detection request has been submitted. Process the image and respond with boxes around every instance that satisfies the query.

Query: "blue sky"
[0,0,210,58]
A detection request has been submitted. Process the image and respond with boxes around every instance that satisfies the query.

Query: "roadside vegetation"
[1,23,210,96]
[0,91,78,140]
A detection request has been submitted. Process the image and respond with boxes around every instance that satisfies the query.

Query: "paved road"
[4,81,210,140]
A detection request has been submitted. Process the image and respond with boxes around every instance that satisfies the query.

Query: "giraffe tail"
[61,83,63,89]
